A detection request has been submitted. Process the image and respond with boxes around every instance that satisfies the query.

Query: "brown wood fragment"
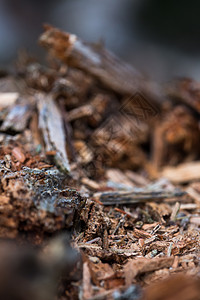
[125,170,150,186]
[190,216,200,225]
[153,106,200,169]
[39,25,143,96]
[82,262,93,300]
[124,256,174,286]
[39,25,164,113]
[68,104,94,121]
[166,78,200,113]
[81,177,101,190]
[133,228,152,239]
[162,161,200,183]
[143,274,200,300]
[37,93,70,172]
[186,187,200,205]
[170,202,180,222]
[12,147,26,163]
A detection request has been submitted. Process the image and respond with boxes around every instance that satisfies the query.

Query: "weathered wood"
[37,93,70,172]
[0,100,33,132]
[39,25,143,96]
[162,161,200,183]
[94,189,185,205]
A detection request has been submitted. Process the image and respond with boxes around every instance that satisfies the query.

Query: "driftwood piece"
[37,93,70,172]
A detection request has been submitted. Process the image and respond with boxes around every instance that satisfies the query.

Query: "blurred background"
[1,0,200,81]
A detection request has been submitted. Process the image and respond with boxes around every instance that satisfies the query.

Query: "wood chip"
[37,93,70,172]
[0,93,19,107]
[162,161,200,183]
[124,257,174,286]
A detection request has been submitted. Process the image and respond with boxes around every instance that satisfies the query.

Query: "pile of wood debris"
[0,25,200,300]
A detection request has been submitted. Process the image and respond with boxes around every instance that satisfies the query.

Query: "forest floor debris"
[0,25,200,299]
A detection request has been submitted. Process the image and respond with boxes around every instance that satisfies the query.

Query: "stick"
[94,190,185,205]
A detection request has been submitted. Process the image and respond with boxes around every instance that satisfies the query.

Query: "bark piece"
[0,164,85,237]
[37,93,70,172]
[124,256,174,286]
[94,189,185,205]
